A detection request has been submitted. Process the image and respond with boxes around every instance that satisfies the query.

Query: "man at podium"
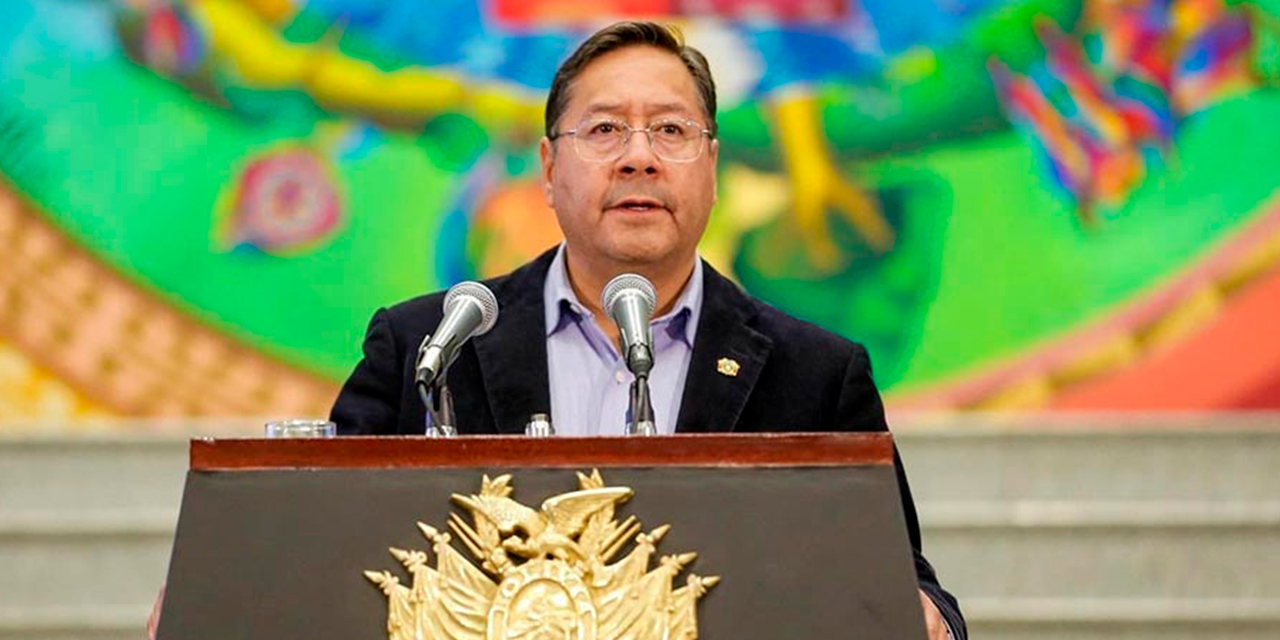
[331,20,964,640]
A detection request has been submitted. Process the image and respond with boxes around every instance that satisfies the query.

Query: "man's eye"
[588,122,619,136]
[655,123,687,138]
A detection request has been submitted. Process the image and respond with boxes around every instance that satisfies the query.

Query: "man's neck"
[563,248,696,346]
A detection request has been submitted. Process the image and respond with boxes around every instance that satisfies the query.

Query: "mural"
[1,0,1278,426]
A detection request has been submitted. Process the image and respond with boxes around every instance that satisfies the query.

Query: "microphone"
[415,281,499,389]
[602,273,657,378]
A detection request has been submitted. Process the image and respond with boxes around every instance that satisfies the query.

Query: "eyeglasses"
[550,118,713,163]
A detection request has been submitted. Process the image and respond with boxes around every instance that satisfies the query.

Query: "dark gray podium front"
[157,433,927,640]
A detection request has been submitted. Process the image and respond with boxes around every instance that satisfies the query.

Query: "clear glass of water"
[264,419,336,438]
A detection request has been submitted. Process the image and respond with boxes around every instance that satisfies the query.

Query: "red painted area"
[490,0,848,24]
[676,0,850,20]
[491,0,675,25]
[1053,264,1280,410]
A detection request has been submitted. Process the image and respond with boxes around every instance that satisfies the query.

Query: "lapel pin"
[716,357,740,377]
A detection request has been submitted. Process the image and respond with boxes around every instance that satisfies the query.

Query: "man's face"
[540,45,718,275]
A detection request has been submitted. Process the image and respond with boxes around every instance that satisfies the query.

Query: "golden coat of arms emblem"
[364,470,720,640]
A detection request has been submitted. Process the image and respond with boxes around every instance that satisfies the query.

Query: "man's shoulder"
[702,264,864,360]
[748,299,865,360]
[382,290,446,322]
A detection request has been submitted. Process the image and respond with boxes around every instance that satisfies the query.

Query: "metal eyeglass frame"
[549,118,714,163]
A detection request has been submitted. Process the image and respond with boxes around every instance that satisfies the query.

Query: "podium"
[156,433,928,639]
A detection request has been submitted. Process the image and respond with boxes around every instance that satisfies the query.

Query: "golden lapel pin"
[716,357,740,377]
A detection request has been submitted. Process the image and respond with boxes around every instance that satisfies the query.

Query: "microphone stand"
[626,372,657,436]
[416,332,457,437]
[414,332,455,437]
[419,376,457,437]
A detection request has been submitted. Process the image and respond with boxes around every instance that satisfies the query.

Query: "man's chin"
[603,241,679,269]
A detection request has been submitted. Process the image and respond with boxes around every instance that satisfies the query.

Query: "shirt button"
[615,370,627,384]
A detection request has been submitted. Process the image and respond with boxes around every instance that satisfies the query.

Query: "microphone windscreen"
[443,281,500,335]
[602,274,657,318]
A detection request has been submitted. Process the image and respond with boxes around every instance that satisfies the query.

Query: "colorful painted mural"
[1,0,1278,426]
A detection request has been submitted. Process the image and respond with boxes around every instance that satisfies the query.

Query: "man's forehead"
[560,46,703,119]
[578,101,699,120]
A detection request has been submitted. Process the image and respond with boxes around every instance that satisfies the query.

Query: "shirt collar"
[543,243,703,347]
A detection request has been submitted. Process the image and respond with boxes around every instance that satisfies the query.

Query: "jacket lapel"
[674,261,773,433]
[471,249,556,434]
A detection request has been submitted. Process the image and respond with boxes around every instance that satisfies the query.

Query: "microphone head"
[443,281,499,335]
[602,273,657,319]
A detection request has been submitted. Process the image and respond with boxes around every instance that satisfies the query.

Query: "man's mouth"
[610,198,666,212]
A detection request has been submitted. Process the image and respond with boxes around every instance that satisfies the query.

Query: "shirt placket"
[570,307,632,435]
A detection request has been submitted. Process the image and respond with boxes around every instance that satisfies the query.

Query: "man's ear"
[539,137,555,208]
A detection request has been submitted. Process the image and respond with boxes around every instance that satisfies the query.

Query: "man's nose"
[616,130,660,176]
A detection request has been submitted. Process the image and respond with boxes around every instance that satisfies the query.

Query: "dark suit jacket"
[330,248,966,638]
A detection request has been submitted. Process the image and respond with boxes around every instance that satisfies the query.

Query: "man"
[331,21,963,640]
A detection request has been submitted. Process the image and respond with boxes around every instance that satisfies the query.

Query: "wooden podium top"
[189,432,893,470]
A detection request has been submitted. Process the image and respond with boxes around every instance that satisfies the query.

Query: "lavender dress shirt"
[543,245,703,436]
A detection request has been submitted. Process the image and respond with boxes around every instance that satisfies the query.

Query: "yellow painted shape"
[773,95,894,260]
[195,0,522,121]
[198,0,310,86]
[0,339,112,424]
